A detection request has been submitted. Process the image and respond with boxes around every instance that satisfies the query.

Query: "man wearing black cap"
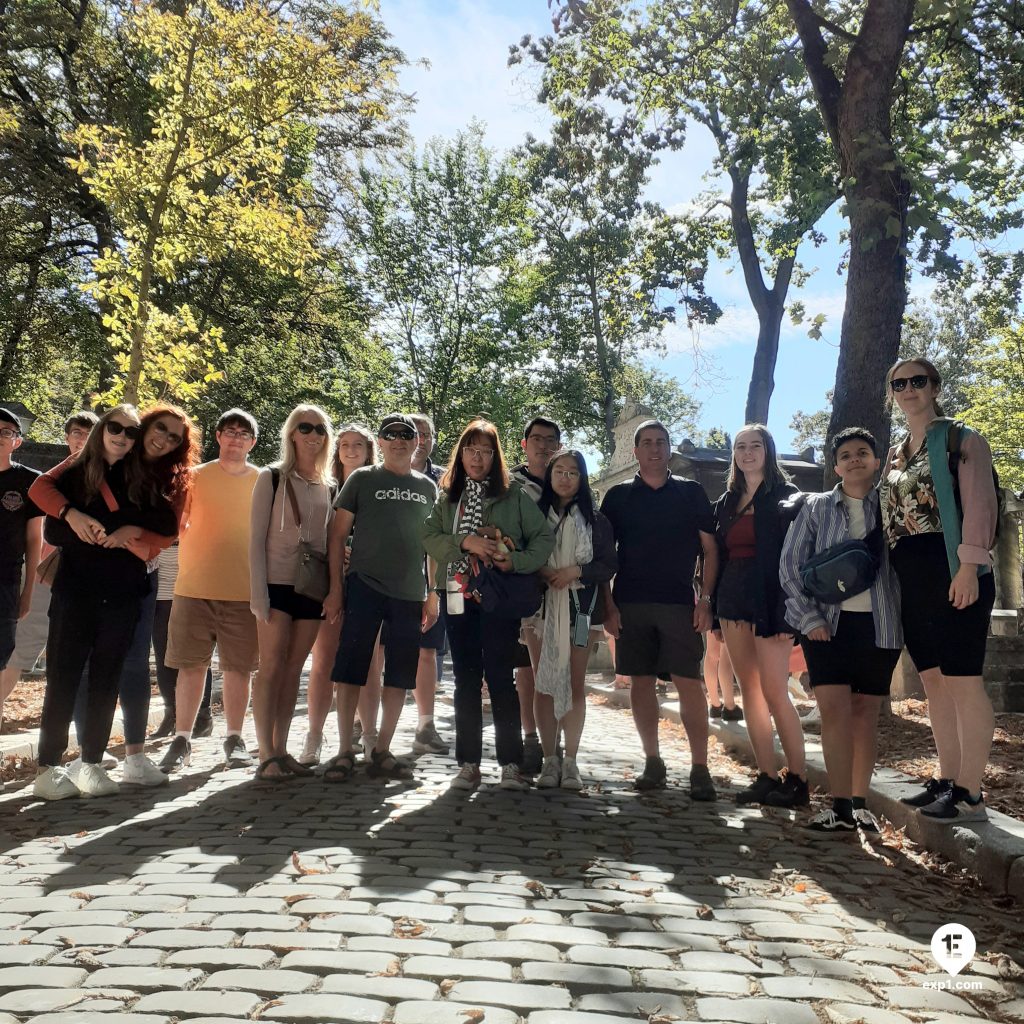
[322,413,439,781]
[0,408,43,707]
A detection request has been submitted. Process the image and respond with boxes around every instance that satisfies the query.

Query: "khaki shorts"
[616,602,704,681]
[166,597,259,674]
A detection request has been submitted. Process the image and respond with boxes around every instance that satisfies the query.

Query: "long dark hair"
[726,423,791,496]
[440,418,510,504]
[77,404,140,501]
[127,404,199,507]
[537,450,595,525]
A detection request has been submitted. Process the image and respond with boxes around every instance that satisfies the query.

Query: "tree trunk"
[787,0,915,476]
[0,213,51,393]
[587,262,617,457]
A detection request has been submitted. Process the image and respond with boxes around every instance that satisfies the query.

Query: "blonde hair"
[277,405,334,486]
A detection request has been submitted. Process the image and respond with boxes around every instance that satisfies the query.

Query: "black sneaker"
[689,764,717,801]
[722,705,745,722]
[223,734,253,767]
[920,786,988,824]
[900,777,953,808]
[765,773,811,809]
[806,808,856,832]
[708,704,723,720]
[192,710,213,738]
[521,733,543,775]
[159,736,191,774]
[634,755,667,791]
[736,771,781,806]
[150,710,176,740]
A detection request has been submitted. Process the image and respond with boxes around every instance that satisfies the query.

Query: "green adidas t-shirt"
[336,465,437,602]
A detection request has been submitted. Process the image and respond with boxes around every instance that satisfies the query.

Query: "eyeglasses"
[553,469,580,480]
[152,420,184,447]
[380,429,416,442]
[67,428,91,439]
[105,421,141,440]
[296,422,327,436]
[465,446,495,459]
[890,374,932,393]
[221,428,255,441]
[0,427,21,440]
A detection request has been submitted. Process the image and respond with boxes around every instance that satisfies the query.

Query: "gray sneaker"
[223,734,253,767]
[412,721,449,754]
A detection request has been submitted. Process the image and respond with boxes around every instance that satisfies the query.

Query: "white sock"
[226,730,241,739]
[418,715,433,730]
[126,752,145,765]
[175,730,190,741]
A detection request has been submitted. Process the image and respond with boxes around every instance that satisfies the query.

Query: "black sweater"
[44,460,177,602]
[713,481,801,638]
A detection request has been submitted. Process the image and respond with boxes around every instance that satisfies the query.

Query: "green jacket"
[422,485,555,589]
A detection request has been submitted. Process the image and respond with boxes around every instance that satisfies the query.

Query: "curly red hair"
[127,404,199,507]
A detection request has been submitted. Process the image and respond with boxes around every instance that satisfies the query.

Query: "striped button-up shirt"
[779,485,902,649]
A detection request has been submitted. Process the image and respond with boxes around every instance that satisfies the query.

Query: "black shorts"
[616,602,704,680]
[716,558,757,624]
[267,584,324,622]
[332,573,421,689]
[419,598,447,651]
[0,581,18,671]
[891,533,995,678]
[800,612,900,696]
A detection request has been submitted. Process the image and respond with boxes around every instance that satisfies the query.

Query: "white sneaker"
[450,763,481,791]
[560,755,583,791]
[76,763,119,798]
[66,756,84,783]
[34,766,80,801]
[298,733,323,767]
[499,764,530,791]
[122,754,169,787]
[100,749,119,769]
[537,756,560,789]
[362,731,378,762]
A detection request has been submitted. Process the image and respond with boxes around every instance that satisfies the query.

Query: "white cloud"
[381,0,555,151]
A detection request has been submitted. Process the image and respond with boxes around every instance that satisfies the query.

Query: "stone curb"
[585,676,1024,900]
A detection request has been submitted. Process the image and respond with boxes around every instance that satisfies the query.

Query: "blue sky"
[379,0,851,452]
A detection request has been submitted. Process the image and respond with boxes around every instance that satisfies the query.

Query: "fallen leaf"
[525,880,547,898]
[459,1012,485,1023]
[282,894,315,906]
[393,916,427,937]
[291,851,324,876]
[439,979,457,995]
[696,905,715,920]
[69,891,95,902]
[793,882,807,893]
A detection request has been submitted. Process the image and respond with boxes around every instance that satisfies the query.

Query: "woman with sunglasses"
[298,424,381,766]
[881,358,998,823]
[249,405,335,781]
[33,407,199,785]
[713,424,807,808]
[532,450,616,790]
[29,405,178,799]
[423,419,554,791]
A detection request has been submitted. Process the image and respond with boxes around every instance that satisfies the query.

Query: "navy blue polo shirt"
[600,473,714,605]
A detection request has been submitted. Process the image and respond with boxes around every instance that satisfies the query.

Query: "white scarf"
[535,505,594,721]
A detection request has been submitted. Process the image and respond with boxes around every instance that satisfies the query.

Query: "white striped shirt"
[779,485,903,649]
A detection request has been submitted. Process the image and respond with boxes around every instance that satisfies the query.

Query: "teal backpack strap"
[925,419,962,578]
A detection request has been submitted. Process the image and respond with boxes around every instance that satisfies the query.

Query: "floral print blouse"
[881,440,943,545]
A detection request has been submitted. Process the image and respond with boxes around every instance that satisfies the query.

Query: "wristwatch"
[698,594,712,605]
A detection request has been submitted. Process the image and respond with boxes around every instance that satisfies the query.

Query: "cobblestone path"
[1,693,1022,1024]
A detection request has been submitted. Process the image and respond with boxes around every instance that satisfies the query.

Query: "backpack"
[947,421,1002,540]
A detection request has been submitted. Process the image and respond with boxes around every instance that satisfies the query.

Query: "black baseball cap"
[0,407,22,432]
[378,413,417,436]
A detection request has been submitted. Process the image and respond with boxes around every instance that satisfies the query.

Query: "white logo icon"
[931,923,975,976]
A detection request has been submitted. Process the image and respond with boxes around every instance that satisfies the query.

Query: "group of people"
[0,355,1000,829]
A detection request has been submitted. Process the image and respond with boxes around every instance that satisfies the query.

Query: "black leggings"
[152,599,212,714]
[447,602,523,767]
[39,592,139,766]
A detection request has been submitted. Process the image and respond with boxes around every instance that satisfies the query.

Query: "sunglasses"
[296,422,327,436]
[105,421,141,440]
[890,374,932,393]
[380,429,416,442]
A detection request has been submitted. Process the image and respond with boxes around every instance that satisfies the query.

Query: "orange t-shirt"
[174,461,258,602]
